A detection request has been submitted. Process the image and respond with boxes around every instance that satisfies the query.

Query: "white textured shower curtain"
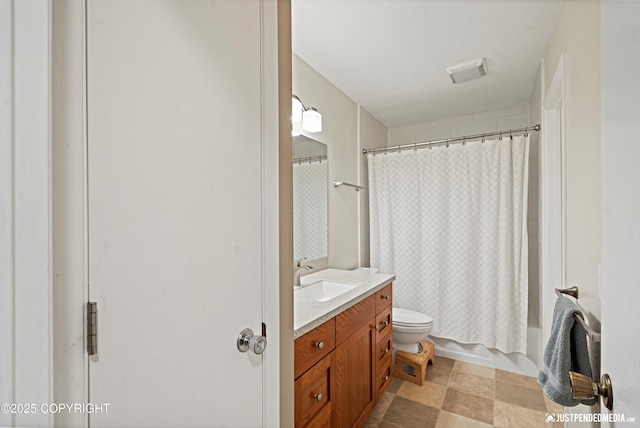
[368,136,529,354]
[293,160,328,261]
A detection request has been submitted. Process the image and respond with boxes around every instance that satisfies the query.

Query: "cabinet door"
[334,321,376,428]
[295,353,335,427]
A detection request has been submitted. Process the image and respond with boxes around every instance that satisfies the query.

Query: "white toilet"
[392,308,434,354]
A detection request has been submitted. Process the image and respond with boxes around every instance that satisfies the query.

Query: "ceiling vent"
[446,57,487,84]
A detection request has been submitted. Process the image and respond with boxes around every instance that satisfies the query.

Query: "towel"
[538,296,596,406]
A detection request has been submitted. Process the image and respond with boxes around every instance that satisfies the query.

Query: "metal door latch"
[237,328,267,355]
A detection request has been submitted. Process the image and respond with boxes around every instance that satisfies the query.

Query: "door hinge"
[87,302,97,355]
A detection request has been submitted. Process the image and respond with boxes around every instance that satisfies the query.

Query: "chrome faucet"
[294,259,313,286]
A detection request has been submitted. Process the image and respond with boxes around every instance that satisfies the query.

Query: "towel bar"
[333,180,364,191]
[555,287,601,342]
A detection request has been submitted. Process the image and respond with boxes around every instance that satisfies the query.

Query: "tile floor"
[365,356,565,428]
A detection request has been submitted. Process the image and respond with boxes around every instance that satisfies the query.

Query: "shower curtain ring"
[429,143,433,150]
[510,130,513,140]
[499,132,503,141]
[414,143,417,152]
[481,135,485,143]
[525,130,529,137]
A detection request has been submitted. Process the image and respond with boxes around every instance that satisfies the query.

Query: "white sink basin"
[296,281,358,302]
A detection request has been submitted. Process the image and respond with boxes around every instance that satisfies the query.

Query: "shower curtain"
[368,135,529,354]
[293,160,328,261]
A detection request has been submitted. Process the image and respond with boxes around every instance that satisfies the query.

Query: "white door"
[601,2,640,423]
[86,1,279,427]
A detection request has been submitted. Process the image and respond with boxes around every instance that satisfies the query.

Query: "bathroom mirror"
[293,135,328,262]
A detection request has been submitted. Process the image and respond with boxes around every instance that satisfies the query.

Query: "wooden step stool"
[393,340,434,386]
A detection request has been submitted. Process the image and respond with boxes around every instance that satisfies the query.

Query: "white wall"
[528,65,543,333]
[388,105,530,147]
[293,54,360,269]
[358,106,388,268]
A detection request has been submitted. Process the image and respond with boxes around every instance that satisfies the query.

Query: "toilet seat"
[393,308,433,327]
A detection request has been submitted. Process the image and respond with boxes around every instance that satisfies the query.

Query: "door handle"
[237,328,267,355]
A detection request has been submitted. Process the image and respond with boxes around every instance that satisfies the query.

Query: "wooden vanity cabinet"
[295,284,393,428]
[334,295,376,428]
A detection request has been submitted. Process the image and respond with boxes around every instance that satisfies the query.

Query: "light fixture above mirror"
[292,95,322,135]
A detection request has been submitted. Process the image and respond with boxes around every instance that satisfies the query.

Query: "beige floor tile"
[495,381,547,412]
[364,417,381,428]
[435,410,492,428]
[496,369,542,390]
[371,391,395,420]
[378,420,405,428]
[434,355,455,369]
[442,388,493,425]
[452,361,496,379]
[371,357,568,428]
[387,377,403,394]
[493,400,550,427]
[397,380,448,409]
[425,365,452,386]
[383,396,440,428]
[448,370,495,399]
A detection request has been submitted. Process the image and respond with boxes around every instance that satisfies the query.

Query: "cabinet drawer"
[295,318,335,379]
[336,294,376,345]
[295,353,334,428]
[375,330,392,364]
[374,305,392,341]
[375,283,392,313]
[376,353,393,399]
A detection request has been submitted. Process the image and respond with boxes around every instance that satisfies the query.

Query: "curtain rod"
[362,124,540,155]
[293,154,327,164]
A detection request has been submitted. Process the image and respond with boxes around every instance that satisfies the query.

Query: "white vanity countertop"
[294,268,395,339]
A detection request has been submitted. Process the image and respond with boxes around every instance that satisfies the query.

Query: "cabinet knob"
[315,341,324,350]
[383,347,389,354]
[313,393,323,402]
[381,295,390,300]
[382,375,389,381]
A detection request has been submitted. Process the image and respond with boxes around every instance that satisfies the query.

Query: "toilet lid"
[393,308,433,327]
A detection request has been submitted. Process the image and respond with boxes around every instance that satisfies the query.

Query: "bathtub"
[429,326,541,377]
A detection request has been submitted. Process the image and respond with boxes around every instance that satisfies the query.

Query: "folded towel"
[538,296,596,406]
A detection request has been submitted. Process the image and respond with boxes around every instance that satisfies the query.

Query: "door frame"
[540,54,567,351]
[0,1,53,427]
[259,0,282,425]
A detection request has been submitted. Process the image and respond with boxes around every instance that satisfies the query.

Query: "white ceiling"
[292,0,562,128]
